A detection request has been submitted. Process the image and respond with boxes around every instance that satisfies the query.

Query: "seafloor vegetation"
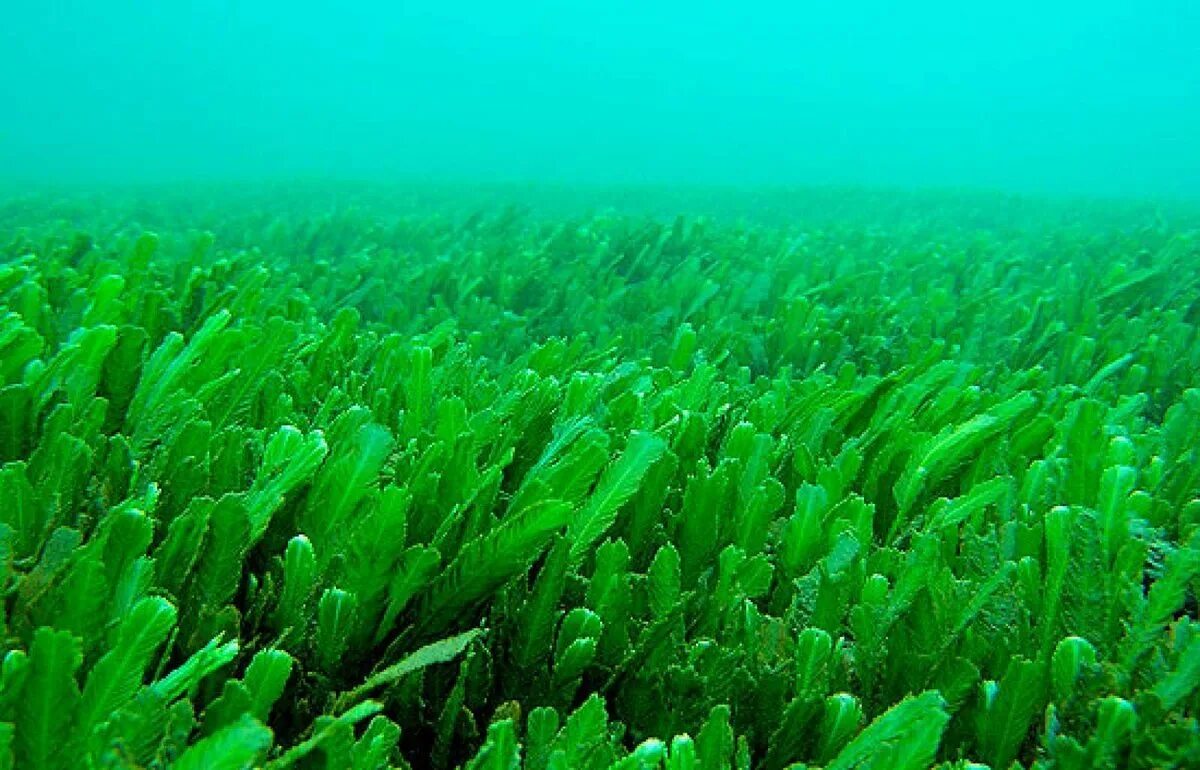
[0,187,1198,769]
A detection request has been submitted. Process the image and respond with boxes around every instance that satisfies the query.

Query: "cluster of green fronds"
[0,189,1198,769]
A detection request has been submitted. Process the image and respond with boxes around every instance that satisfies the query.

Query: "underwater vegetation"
[0,188,1198,769]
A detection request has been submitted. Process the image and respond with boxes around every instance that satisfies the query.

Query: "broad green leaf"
[273,534,318,641]
[244,425,328,541]
[647,543,682,617]
[975,658,1046,770]
[420,499,571,633]
[923,475,1014,532]
[1052,636,1098,703]
[894,392,1036,517]
[695,705,734,770]
[550,694,613,770]
[514,538,571,673]
[375,545,441,643]
[32,324,117,411]
[402,345,433,442]
[0,651,26,729]
[527,707,561,770]
[76,596,177,739]
[352,715,402,770]
[174,713,272,770]
[466,718,521,770]
[568,431,667,564]
[201,681,255,737]
[667,735,698,770]
[1153,636,1200,711]
[317,588,358,672]
[150,638,239,701]
[191,494,251,611]
[816,694,863,764]
[154,496,214,599]
[243,649,294,722]
[305,419,394,556]
[0,463,45,560]
[0,313,42,385]
[1120,533,1200,678]
[338,629,482,707]
[827,691,949,770]
[15,628,83,770]
[125,310,232,446]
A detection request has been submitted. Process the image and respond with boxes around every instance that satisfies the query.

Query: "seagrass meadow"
[0,186,1199,770]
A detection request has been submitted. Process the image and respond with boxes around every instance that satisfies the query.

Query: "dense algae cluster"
[0,189,1198,769]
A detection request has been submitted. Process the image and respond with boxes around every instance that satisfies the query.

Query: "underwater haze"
[4,3,1200,770]
[2,0,1199,199]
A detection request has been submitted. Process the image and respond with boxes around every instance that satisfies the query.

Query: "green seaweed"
[0,187,1197,768]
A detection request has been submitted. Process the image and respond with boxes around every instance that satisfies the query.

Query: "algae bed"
[0,185,1198,769]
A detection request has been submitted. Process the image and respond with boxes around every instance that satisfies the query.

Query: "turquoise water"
[3,5,1200,769]
[2,1,1197,199]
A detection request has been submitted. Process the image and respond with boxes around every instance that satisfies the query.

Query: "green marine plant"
[0,186,1197,768]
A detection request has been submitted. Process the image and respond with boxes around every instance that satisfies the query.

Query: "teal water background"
[2,1,1197,200]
